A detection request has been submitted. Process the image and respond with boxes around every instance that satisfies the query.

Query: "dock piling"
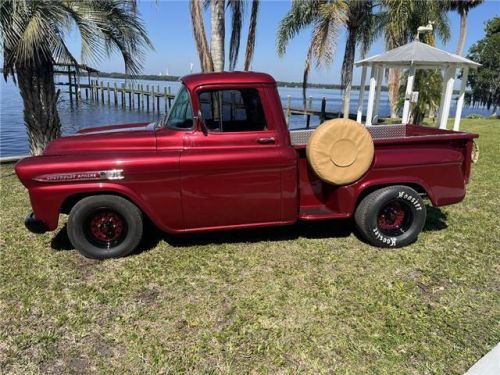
[320,97,326,123]
[152,86,156,112]
[121,83,125,108]
[164,87,168,113]
[128,84,132,108]
[141,84,144,110]
[156,90,160,113]
[286,95,291,126]
[306,96,313,129]
[131,83,135,109]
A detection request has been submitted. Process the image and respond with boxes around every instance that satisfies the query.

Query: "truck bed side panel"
[297,137,474,220]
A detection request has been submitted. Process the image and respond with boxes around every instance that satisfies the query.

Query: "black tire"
[67,195,143,259]
[354,186,426,248]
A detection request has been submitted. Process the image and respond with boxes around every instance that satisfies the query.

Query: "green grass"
[1,119,499,374]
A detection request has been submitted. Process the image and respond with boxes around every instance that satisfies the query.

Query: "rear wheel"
[67,195,143,259]
[354,186,426,248]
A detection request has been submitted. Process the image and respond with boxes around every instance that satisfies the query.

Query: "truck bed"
[290,124,477,147]
[291,123,478,220]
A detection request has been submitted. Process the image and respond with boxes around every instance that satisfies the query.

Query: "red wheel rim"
[84,209,127,249]
[377,200,413,236]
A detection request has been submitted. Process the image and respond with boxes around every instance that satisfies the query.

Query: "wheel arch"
[355,180,432,210]
[60,189,167,233]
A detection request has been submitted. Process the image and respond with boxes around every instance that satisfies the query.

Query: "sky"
[66,0,500,85]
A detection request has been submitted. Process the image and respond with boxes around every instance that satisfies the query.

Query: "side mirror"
[196,110,208,136]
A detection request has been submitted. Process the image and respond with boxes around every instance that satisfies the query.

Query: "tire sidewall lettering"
[397,191,423,211]
[372,227,397,247]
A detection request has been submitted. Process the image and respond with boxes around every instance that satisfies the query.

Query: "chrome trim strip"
[34,169,124,183]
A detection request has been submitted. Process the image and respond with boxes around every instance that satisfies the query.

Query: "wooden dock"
[55,78,364,125]
[284,96,364,128]
[56,79,176,114]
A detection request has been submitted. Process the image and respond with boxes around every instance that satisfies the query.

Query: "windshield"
[163,85,193,129]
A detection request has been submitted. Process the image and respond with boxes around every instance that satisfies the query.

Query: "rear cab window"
[198,89,267,132]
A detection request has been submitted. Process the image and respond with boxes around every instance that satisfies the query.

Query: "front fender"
[28,181,181,232]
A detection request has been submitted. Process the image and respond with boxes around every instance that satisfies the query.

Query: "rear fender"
[355,177,434,208]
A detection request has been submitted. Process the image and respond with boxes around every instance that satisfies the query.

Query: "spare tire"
[306,119,374,185]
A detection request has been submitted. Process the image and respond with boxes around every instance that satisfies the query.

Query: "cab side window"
[198,89,267,132]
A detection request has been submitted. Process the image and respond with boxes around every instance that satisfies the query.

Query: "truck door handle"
[257,137,276,144]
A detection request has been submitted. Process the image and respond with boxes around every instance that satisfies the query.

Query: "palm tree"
[447,0,484,56]
[0,0,152,155]
[277,0,347,105]
[189,0,260,72]
[211,0,225,71]
[340,0,377,118]
[397,70,442,124]
[378,0,450,118]
[190,0,214,72]
[243,0,259,71]
[228,0,242,71]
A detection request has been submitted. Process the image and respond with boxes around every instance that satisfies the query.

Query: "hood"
[44,122,157,155]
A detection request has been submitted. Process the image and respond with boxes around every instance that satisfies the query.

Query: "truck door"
[180,86,287,229]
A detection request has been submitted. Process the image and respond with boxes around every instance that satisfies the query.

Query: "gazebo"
[354,41,480,130]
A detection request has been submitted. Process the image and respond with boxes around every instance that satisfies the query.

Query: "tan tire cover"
[306,119,374,185]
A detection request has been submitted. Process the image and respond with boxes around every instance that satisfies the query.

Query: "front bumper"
[25,213,48,234]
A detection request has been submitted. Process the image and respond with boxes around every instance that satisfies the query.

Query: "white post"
[453,66,469,131]
[356,65,367,123]
[437,67,450,124]
[365,66,378,126]
[373,66,384,124]
[439,66,456,129]
[402,65,416,124]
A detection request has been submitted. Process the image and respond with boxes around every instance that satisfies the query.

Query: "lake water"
[0,76,492,157]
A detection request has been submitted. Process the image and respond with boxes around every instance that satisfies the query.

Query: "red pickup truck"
[16,72,478,259]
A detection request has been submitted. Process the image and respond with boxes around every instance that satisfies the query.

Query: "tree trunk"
[302,43,314,109]
[211,0,225,72]
[341,27,357,119]
[388,68,401,118]
[244,0,259,71]
[190,0,214,72]
[16,61,61,155]
[456,9,468,56]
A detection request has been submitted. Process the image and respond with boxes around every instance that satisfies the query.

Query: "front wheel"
[67,195,143,259]
[354,186,426,248]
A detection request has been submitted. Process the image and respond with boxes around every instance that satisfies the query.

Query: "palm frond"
[1,0,153,77]
[276,0,321,56]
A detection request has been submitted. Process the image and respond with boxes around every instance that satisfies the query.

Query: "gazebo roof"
[355,41,480,67]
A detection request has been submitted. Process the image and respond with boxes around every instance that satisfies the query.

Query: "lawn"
[0,119,499,374]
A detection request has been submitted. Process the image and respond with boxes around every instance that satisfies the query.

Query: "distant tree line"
[465,16,500,114]
[78,70,392,91]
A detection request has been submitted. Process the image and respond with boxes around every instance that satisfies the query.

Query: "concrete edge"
[0,155,28,164]
[464,342,500,375]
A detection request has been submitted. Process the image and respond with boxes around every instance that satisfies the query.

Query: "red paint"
[15,72,478,234]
